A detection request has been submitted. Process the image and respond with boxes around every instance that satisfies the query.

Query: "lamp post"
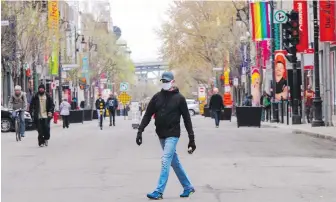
[311,0,324,127]
[236,4,251,95]
[270,0,279,123]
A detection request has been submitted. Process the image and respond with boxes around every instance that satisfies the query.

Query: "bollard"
[286,101,289,125]
[280,97,284,123]
[53,111,59,124]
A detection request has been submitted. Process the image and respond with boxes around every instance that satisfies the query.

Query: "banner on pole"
[319,0,336,42]
[48,1,59,75]
[293,0,309,52]
[274,50,289,101]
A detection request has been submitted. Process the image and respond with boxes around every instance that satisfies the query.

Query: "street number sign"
[274,10,288,24]
[119,82,129,92]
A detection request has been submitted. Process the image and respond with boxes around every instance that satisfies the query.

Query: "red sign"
[293,0,309,52]
[319,0,336,42]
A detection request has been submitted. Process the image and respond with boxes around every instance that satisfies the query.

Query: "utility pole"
[324,42,333,126]
[311,0,324,127]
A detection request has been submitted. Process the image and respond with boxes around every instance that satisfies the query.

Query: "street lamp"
[236,6,251,95]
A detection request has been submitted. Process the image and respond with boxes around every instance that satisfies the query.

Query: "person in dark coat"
[136,71,196,200]
[29,84,55,147]
[209,87,224,128]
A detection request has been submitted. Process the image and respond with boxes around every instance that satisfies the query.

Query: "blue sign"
[82,57,89,82]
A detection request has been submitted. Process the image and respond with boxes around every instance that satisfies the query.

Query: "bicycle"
[12,109,23,142]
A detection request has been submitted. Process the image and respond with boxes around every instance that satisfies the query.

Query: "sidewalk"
[262,117,336,142]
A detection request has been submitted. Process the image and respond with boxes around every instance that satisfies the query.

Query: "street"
[2,116,336,202]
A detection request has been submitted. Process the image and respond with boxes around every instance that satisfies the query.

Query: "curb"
[292,129,336,142]
[262,123,336,142]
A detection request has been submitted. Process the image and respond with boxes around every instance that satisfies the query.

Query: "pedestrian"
[8,85,28,137]
[243,95,253,106]
[136,71,196,200]
[304,85,315,123]
[209,87,224,128]
[29,84,54,147]
[60,98,71,128]
[106,93,118,126]
[95,93,106,127]
[260,91,271,121]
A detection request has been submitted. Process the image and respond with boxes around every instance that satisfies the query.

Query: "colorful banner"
[319,0,336,42]
[223,50,232,107]
[256,40,271,68]
[274,50,288,101]
[250,67,260,106]
[293,0,309,52]
[48,1,59,75]
[82,56,89,83]
[250,1,271,41]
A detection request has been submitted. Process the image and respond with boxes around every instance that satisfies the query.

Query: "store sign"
[319,0,336,41]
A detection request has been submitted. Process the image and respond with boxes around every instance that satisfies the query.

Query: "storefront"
[331,44,336,116]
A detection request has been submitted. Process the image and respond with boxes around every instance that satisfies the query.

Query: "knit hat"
[38,84,45,90]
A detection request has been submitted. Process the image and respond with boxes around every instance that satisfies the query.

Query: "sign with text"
[319,0,336,42]
[293,0,309,52]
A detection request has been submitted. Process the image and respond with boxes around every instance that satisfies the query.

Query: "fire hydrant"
[53,111,59,124]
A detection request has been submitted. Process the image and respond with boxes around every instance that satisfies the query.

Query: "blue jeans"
[155,137,193,193]
[212,110,220,126]
[12,111,25,136]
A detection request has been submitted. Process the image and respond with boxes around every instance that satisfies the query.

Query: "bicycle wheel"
[15,119,20,141]
[100,115,103,130]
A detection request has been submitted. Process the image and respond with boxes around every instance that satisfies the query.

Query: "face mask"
[162,82,172,91]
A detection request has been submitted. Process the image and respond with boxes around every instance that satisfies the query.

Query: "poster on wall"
[274,50,288,101]
[251,67,261,106]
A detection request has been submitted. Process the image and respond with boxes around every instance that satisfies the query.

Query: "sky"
[111,0,172,63]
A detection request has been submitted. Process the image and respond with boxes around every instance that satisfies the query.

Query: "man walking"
[136,71,196,200]
[95,93,106,128]
[8,85,28,137]
[106,93,118,126]
[209,88,224,128]
[304,85,315,123]
[260,91,271,121]
[29,84,54,147]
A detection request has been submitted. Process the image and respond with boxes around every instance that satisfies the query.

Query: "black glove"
[188,139,196,154]
[136,131,142,146]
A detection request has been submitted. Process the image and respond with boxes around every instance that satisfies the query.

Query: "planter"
[69,110,84,124]
[221,107,232,121]
[236,107,262,128]
[84,109,93,121]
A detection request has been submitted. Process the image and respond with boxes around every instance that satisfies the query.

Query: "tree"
[157,1,246,93]
[1,1,49,87]
[75,12,135,88]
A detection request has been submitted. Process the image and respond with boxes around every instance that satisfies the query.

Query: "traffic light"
[282,10,300,63]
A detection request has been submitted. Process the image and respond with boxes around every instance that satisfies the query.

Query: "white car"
[186,99,199,116]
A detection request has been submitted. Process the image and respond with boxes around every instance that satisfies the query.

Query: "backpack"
[263,97,270,107]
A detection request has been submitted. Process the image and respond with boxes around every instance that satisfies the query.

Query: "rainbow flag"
[250,1,271,41]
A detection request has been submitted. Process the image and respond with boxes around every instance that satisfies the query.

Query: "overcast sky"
[111,0,171,63]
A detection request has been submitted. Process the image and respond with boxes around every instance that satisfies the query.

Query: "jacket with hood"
[138,87,195,140]
[106,97,118,110]
[60,100,71,116]
[29,92,54,123]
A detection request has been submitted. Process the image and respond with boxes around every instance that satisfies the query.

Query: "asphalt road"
[2,116,336,202]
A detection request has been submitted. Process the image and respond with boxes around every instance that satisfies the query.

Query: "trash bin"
[236,106,262,128]
[203,107,211,117]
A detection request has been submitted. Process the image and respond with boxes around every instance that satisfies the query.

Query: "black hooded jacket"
[138,87,195,140]
[29,92,54,123]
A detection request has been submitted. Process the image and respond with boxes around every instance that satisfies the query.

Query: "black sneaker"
[113,123,115,126]
[109,123,112,126]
